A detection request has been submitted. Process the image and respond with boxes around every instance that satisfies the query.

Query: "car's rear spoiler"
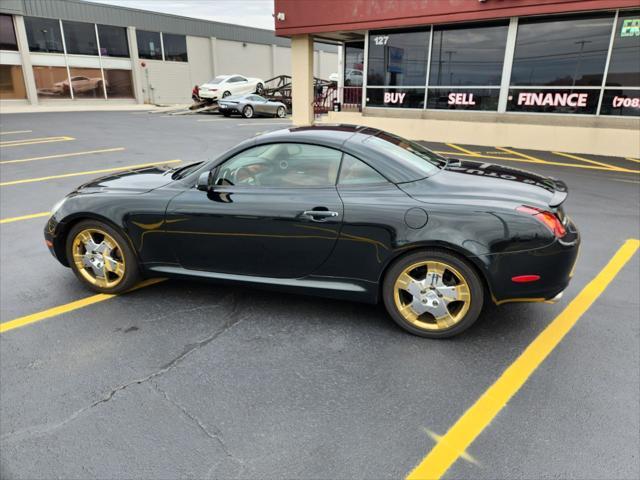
[549,179,568,208]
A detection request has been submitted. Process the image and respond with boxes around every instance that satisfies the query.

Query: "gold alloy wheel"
[393,260,471,331]
[71,228,126,288]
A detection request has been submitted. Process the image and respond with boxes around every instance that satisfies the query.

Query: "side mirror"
[196,171,212,191]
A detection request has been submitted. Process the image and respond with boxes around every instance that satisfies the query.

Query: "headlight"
[50,197,67,216]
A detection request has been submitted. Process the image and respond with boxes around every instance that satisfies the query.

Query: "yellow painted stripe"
[552,151,623,171]
[434,151,640,174]
[446,143,479,156]
[0,136,74,147]
[625,157,640,164]
[406,238,640,480]
[0,278,166,333]
[0,159,181,186]
[495,146,547,163]
[0,130,33,136]
[0,211,50,224]
[0,147,125,165]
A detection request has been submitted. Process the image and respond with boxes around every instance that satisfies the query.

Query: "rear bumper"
[483,220,580,305]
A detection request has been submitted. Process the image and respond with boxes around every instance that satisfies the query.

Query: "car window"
[338,154,388,185]
[208,76,227,84]
[229,76,245,83]
[214,143,342,188]
[251,95,266,102]
[363,132,447,178]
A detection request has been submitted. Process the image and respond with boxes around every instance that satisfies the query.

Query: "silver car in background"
[218,94,288,119]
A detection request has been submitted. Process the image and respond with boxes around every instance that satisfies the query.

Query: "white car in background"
[197,74,264,102]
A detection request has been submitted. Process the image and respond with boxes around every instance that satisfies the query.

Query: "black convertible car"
[45,125,579,338]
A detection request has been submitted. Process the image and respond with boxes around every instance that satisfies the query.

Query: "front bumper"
[44,214,68,266]
[485,219,580,305]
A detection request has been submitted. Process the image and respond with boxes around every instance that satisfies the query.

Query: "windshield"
[364,132,447,178]
[207,76,227,84]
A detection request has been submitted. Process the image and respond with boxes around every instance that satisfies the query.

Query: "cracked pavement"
[1,112,639,479]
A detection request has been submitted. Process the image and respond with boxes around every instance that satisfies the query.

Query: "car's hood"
[76,165,176,193]
[400,158,567,209]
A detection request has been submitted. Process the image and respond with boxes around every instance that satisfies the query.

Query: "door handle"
[301,210,339,221]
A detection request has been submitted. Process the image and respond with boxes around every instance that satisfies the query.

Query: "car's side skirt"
[148,265,378,303]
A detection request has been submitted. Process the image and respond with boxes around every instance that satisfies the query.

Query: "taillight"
[516,205,566,238]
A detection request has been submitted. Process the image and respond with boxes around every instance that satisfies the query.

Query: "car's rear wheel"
[222,91,231,98]
[242,105,254,118]
[276,106,286,118]
[255,83,264,94]
[383,250,483,338]
[66,220,139,294]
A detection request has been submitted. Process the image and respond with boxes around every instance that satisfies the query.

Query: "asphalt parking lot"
[1,111,638,479]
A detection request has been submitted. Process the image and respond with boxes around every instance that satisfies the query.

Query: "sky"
[86,0,276,30]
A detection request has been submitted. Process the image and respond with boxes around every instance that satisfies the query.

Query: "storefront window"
[33,66,71,98]
[0,14,18,51]
[507,88,599,114]
[606,10,640,87]
[510,13,614,87]
[367,29,429,86]
[427,88,500,111]
[366,88,425,108]
[104,69,134,98]
[25,17,64,53]
[98,25,129,58]
[63,21,98,55]
[430,22,508,87]
[162,33,187,62]
[0,65,27,99]
[344,41,364,86]
[68,68,105,98]
[136,30,162,60]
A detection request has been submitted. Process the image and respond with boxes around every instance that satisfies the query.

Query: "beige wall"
[324,111,640,158]
[187,36,213,86]
[274,45,291,76]
[215,39,272,81]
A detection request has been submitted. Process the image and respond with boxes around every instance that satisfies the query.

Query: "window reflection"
[368,29,429,86]
[344,42,364,86]
[0,65,27,99]
[511,13,614,87]
[98,25,129,58]
[63,21,98,55]
[136,30,162,60]
[25,17,64,53]
[606,10,640,87]
[163,33,188,62]
[68,68,105,98]
[33,66,71,98]
[0,14,18,51]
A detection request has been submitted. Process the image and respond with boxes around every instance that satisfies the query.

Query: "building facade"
[276,0,640,157]
[0,0,338,106]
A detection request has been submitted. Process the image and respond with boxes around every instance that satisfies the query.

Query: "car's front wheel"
[382,250,483,338]
[255,83,264,94]
[222,91,231,98]
[242,105,254,118]
[66,220,140,294]
[276,106,286,118]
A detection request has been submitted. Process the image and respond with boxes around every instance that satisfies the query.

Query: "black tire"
[66,220,140,294]
[382,250,484,338]
[255,83,264,94]
[242,105,254,118]
[276,106,286,118]
[222,91,231,98]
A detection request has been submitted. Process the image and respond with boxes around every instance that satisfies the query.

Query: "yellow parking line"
[552,151,623,171]
[495,146,547,163]
[0,211,50,224]
[406,238,640,480]
[0,136,74,147]
[626,157,640,164]
[0,130,33,136]
[0,159,181,186]
[0,278,166,334]
[434,151,640,174]
[446,143,479,156]
[0,147,125,165]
